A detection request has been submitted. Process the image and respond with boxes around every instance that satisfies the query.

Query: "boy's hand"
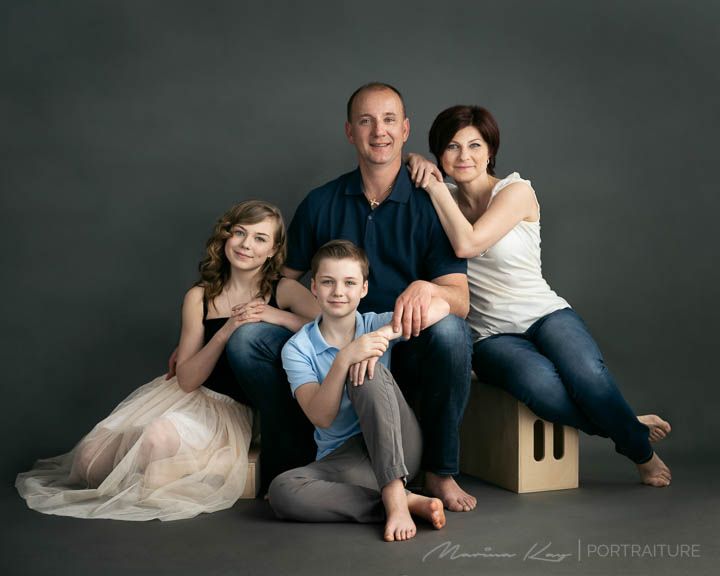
[349,356,379,387]
[347,326,399,385]
[340,332,389,385]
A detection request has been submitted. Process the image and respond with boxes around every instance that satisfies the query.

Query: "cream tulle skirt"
[16,375,253,521]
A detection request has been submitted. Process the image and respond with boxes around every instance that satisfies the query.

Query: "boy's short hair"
[311,240,370,280]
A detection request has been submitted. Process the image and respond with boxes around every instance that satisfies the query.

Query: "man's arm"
[429,273,469,318]
[284,193,318,279]
[392,273,468,338]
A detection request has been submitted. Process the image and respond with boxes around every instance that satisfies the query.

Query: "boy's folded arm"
[374,324,402,341]
[294,354,351,429]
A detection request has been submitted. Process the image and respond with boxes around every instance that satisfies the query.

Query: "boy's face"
[311,258,368,319]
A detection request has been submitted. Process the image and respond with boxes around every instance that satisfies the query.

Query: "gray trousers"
[268,363,422,523]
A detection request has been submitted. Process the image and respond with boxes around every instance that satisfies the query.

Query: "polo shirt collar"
[344,166,412,205]
[308,311,365,353]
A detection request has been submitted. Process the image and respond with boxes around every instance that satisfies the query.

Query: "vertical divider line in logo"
[577,539,582,562]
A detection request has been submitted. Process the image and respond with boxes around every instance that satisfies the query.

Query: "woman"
[16,200,320,520]
[407,106,671,487]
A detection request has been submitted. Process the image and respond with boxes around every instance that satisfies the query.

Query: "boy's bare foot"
[637,453,672,487]
[637,414,671,442]
[424,472,476,512]
[406,492,446,529]
[382,479,416,542]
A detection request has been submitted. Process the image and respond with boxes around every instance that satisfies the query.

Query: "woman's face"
[440,125,492,184]
[224,217,278,272]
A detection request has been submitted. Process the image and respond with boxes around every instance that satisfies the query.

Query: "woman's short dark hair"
[428,105,500,176]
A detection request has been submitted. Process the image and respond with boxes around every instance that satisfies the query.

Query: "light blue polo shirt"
[282,310,396,460]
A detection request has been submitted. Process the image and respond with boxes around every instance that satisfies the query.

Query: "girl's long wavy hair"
[197,200,286,309]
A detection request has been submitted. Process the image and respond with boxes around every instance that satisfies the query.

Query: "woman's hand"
[407,152,443,189]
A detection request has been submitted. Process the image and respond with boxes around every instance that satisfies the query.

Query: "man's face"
[345,88,410,168]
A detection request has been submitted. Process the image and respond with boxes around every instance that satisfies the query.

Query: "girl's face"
[224,217,278,272]
[440,125,492,184]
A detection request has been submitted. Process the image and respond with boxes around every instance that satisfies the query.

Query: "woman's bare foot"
[637,453,672,487]
[424,472,476,512]
[406,492,446,529]
[637,414,671,442]
[382,479,416,542]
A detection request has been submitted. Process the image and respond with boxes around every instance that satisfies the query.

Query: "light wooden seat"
[460,378,579,493]
[239,443,261,499]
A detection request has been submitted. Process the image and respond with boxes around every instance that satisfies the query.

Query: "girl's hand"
[255,303,285,326]
[221,299,266,338]
[407,153,443,189]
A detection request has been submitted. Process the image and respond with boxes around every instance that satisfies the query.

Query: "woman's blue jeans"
[472,308,653,464]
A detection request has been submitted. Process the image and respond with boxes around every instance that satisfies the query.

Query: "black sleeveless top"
[200,280,280,405]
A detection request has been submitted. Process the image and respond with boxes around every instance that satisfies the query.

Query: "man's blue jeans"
[225,322,316,494]
[472,307,653,464]
[391,315,472,475]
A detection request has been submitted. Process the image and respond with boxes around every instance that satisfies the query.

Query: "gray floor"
[2,441,717,576]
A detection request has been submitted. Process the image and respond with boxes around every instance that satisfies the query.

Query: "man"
[282,83,476,512]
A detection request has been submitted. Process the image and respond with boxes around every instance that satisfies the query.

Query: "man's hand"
[392,280,435,339]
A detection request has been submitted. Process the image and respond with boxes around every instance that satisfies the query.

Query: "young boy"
[269,240,448,542]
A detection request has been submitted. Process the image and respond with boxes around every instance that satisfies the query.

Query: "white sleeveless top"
[452,172,570,341]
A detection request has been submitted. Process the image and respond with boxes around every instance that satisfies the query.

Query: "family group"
[17,82,671,542]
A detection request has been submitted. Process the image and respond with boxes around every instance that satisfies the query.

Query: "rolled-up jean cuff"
[634,449,655,465]
[427,467,459,476]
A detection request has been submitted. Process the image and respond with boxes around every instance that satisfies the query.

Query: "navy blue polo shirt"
[286,166,467,313]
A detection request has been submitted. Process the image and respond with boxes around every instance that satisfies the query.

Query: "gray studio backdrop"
[3,0,718,483]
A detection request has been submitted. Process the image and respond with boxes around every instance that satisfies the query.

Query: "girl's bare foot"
[382,479,416,542]
[637,453,672,487]
[406,492,446,529]
[424,472,476,512]
[637,414,671,442]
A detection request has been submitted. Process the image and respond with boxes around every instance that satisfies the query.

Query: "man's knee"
[425,315,471,351]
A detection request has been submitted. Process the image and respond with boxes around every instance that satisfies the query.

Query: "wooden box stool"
[239,443,261,499]
[460,378,579,493]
